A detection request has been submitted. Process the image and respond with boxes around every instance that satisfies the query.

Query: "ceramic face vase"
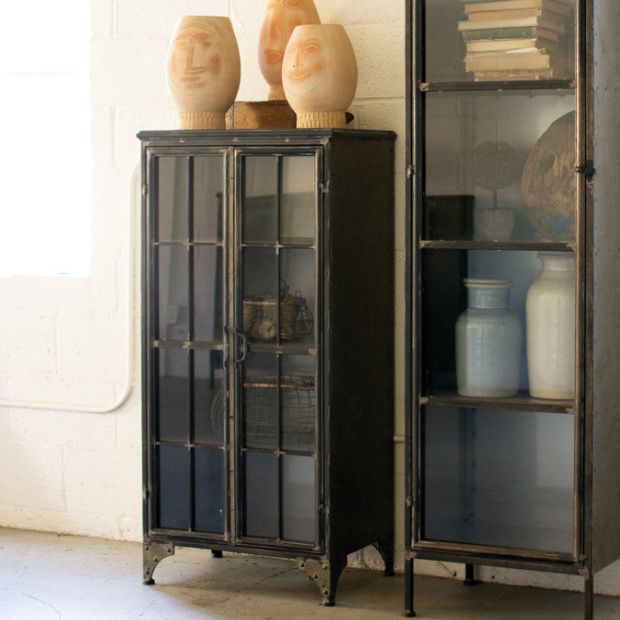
[166,16,241,130]
[456,279,522,398]
[526,252,576,399]
[259,0,320,101]
[283,24,358,129]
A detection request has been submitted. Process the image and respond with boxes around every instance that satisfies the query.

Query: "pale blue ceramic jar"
[456,279,522,398]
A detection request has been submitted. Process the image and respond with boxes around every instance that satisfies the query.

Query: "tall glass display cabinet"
[139,129,395,606]
[405,1,620,617]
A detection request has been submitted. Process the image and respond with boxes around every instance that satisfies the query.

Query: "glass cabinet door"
[413,1,582,560]
[423,0,576,83]
[151,153,228,539]
[236,152,319,548]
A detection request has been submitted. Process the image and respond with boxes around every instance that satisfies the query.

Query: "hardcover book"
[463,0,572,17]
[458,16,565,35]
[460,26,560,42]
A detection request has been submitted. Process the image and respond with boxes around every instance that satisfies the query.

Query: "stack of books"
[458,0,574,81]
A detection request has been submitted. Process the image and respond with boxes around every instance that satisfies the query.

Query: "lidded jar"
[526,252,576,400]
[282,24,358,129]
[456,279,522,398]
[258,0,320,101]
[166,16,241,130]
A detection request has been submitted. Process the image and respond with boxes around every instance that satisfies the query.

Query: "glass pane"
[157,156,188,242]
[158,445,190,530]
[158,246,189,341]
[280,249,315,343]
[193,156,224,242]
[423,406,575,554]
[242,156,277,244]
[282,355,316,452]
[194,447,226,534]
[193,245,224,343]
[281,156,316,245]
[194,349,225,445]
[244,451,279,539]
[422,250,576,398]
[282,455,316,543]
[243,352,279,450]
[157,348,189,443]
[425,92,576,242]
[243,247,278,342]
[424,0,576,83]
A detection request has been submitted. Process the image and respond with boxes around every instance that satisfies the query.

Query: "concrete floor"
[1,529,618,619]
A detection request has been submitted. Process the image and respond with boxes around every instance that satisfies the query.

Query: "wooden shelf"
[420,392,575,415]
[419,240,576,252]
[419,79,576,93]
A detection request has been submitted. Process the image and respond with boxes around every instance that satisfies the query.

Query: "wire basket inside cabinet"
[243,280,313,342]
[243,374,316,451]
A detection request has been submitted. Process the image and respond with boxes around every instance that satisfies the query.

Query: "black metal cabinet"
[405,2,620,618]
[139,129,395,606]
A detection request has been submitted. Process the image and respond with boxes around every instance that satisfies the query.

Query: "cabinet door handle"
[235,332,248,365]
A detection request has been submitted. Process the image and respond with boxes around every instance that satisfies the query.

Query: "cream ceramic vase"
[283,24,358,129]
[456,279,522,398]
[526,252,576,400]
[166,16,241,130]
[259,0,320,101]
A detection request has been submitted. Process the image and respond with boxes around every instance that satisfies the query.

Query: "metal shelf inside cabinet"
[240,446,316,458]
[153,339,224,350]
[154,240,224,247]
[419,79,576,93]
[420,393,575,415]
[249,339,317,356]
[241,239,316,250]
[419,240,576,252]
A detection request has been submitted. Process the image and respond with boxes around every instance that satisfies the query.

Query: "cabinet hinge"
[407,165,415,179]
[405,495,413,508]
[576,160,596,182]
[143,485,149,501]
[142,183,149,197]
[320,182,329,194]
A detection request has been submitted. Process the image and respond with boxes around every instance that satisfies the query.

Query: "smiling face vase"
[283,24,358,129]
[166,16,241,129]
[258,0,320,101]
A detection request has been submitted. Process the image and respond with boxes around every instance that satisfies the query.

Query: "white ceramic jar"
[166,16,241,130]
[526,252,576,399]
[282,24,358,129]
[456,279,522,398]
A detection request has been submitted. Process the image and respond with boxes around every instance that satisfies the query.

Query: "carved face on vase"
[168,24,223,95]
[258,0,320,97]
[166,16,240,124]
[283,24,358,128]
[282,32,328,97]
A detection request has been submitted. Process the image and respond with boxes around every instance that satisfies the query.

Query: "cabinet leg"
[299,556,347,606]
[373,540,395,576]
[143,542,175,585]
[584,572,594,620]
[211,550,223,559]
[464,563,477,586]
[403,558,416,617]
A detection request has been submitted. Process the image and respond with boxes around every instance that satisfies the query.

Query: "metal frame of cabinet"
[405,1,620,618]
[139,129,395,606]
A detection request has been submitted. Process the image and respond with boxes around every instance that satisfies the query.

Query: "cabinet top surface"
[137,128,396,145]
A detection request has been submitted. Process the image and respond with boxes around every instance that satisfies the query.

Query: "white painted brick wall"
[0,0,618,598]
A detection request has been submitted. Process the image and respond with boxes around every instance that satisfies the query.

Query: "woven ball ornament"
[521,112,576,241]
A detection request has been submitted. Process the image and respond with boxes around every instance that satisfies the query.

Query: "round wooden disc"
[521,111,576,241]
